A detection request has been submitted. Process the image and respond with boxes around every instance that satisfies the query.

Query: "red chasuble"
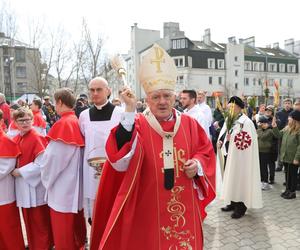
[46,111,84,146]
[91,113,216,250]
[13,129,48,167]
[32,110,47,129]
[0,130,24,249]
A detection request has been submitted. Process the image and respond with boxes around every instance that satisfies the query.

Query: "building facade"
[0,32,42,101]
[126,23,300,104]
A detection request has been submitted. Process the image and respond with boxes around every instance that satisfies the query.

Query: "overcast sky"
[7,0,300,54]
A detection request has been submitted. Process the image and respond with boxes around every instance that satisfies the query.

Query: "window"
[268,79,274,86]
[280,79,283,86]
[3,46,9,56]
[172,39,187,49]
[287,64,296,73]
[253,62,258,71]
[258,79,262,86]
[279,64,285,73]
[173,57,185,67]
[235,83,238,89]
[16,66,27,78]
[268,63,277,72]
[235,70,238,77]
[17,82,27,90]
[208,59,215,69]
[177,75,184,84]
[180,39,186,49]
[245,61,251,71]
[15,48,26,62]
[244,78,249,86]
[253,78,256,86]
[209,76,213,85]
[259,63,264,71]
[218,77,222,85]
[288,79,293,88]
[217,59,224,69]
[172,40,177,49]
[234,56,238,62]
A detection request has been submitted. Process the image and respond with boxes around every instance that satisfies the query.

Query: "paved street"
[21,172,300,249]
[203,171,300,250]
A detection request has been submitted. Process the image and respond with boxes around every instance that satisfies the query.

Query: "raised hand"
[120,87,137,112]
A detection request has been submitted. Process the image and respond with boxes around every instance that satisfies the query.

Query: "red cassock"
[91,113,216,250]
[13,129,53,249]
[0,130,24,249]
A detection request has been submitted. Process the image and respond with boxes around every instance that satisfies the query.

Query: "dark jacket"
[257,127,276,153]
[276,108,293,130]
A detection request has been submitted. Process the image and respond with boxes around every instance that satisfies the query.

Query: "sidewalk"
[203,171,300,250]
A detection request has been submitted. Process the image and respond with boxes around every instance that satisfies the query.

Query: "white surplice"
[184,104,210,138]
[198,102,213,126]
[0,158,17,205]
[79,106,123,217]
[41,140,83,213]
[15,153,46,208]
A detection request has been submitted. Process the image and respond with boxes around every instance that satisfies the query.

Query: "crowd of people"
[0,44,299,250]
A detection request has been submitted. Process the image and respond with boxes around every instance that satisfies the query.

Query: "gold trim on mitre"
[139,44,178,94]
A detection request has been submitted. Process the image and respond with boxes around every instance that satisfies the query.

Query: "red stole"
[32,110,47,129]
[91,113,216,250]
[13,129,47,167]
[0,130,20,158]
[46,111,84,146]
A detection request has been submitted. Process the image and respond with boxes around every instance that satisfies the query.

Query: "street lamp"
[5,56,14,102]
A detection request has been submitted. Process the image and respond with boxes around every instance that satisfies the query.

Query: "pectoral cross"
[151,47,165,73]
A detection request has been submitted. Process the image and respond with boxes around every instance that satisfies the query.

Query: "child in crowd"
[31,99,47,135]
[7,103,21,138]
[272,110,300,199]
[257,115,276,190]
[0,110,25,249]
[40,88,86,249]
[11,107,53,249]
[264,105,279,184]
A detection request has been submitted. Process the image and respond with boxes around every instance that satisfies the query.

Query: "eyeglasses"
[16,118,32,124]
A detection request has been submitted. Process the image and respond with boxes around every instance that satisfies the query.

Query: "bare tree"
[53,28,75,88]
[80,18,105,87]
[0,2,18,39]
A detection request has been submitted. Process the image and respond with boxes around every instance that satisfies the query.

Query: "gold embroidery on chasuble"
[160,145,186,181]
[161,186,195,250]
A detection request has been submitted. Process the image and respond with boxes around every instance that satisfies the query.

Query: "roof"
[190,40,225,52]
[241,44,297,60]
[0,36,34,48]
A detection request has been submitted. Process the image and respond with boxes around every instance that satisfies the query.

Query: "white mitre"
[138,44,178,93]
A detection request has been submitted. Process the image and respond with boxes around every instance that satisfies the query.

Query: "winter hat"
[228,96,245,109]
[289,110,300,121]
[258,115,269,124]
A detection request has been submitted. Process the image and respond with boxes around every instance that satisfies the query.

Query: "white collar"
[94,100,109,110]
